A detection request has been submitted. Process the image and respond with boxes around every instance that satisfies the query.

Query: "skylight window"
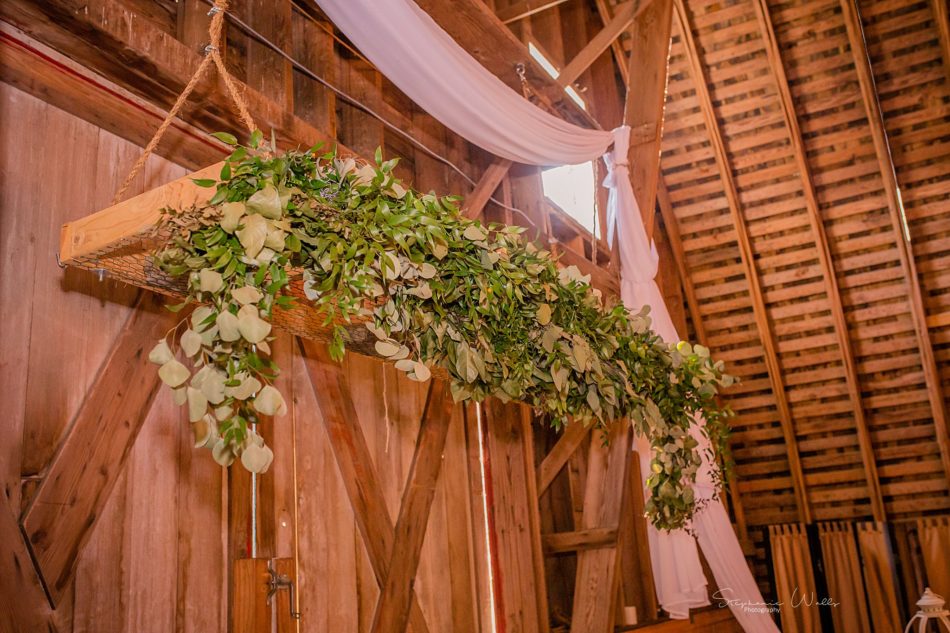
[528,42,586,110]
[542,162,598,234]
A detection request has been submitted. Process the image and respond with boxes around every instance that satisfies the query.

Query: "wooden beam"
[929,0,950,85]
[542,527,617,554]
[231,558,271,633]
[623,0,674,240]
[839,0,950,487]
[497,0,570,24]
[21,293,179,604]
[297,338,432,633]
[656,180,750,545]
[537,421,592,496]
[1,0,340,155]
[0,25,228,171]
[672,0,811,523]
[593,0,630,87]
[413,0,598,130]
[370,380,455,633]
[751,0,885,522]
[570,422,632,633]
[557,0,642,89]
[463,158,513,219]
[0,497,58,633]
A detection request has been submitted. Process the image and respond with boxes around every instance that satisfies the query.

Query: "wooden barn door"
[229,334,485,632]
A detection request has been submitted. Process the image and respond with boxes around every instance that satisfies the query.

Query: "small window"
[528,42,586,110]
[542,162,598,234]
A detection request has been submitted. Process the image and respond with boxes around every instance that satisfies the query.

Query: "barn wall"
[0,81,484,631]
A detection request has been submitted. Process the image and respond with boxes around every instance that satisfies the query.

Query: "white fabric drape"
[313,0,773,628]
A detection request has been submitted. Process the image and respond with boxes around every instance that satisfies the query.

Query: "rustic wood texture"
[370,380,455,633]
[0,496,57,633]
[623,0,674,238]
[654,0,950,586]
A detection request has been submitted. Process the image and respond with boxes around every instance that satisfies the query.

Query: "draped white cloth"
[313,0,775,628]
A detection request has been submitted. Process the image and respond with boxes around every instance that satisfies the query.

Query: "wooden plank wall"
[0,23,488,628]
[657,0,950,587]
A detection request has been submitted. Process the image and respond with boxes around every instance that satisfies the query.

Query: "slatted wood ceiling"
[648,0,950,580]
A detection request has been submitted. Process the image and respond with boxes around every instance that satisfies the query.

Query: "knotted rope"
[112,0,258,204]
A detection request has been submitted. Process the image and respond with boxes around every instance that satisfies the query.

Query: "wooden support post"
[483,400,551,633]
[463,158,513,219]
[21,293,179,604]
[536,422,592,496]
[557,0,643,89]
[751,0,885,521]
[617,451,659,622]
[623,0,674,240]
[570,422,632,633]
[371,380,455,633]
[0,496,58,633]
[672,0,811,523]
[297,339,432,633]
[839,0,950,488]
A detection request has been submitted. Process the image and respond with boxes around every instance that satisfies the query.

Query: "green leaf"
[192,178,217,188]
[211,131,238,146]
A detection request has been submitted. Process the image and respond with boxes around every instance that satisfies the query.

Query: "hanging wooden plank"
[570,421,632,633]
[463,158,513,219]
[623,0,674,239]
[297,338,432,633]
[557,0,643,89]
[751,0,885,521]
[371,380,455,633]
[672,0,811,523]
[536,421,592,496]
[0,497,57,633]
[21,292,179,605]
[838,0,950,488]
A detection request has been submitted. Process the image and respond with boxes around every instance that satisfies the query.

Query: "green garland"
[149,132,734,530]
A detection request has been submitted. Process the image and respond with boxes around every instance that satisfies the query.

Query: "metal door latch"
[266,564,302,620]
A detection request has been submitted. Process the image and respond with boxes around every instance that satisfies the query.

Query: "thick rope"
[112,0,258,204]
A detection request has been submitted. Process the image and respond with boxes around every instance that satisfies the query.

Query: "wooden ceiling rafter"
[671,0,812,524]
[929,0,950,84]
[839,0,950,487]
[593,0,631,86]
[557,0,644,89]
[497,0,571,24]
[750,0,886,521]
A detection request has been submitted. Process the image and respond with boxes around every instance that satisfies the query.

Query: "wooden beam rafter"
[672,0,811,523]
[537,421,592,496]
[751,0,885,521]
[838,0,950,486]
[929,0,950,85]
[463,158,513,219]
[298,338,434,633]
[371,380,455,633]
[556,0,642,90]
[497,0,570,24]
[593,0,630,86]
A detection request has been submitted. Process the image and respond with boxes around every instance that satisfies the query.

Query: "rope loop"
[111,0,261,204]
